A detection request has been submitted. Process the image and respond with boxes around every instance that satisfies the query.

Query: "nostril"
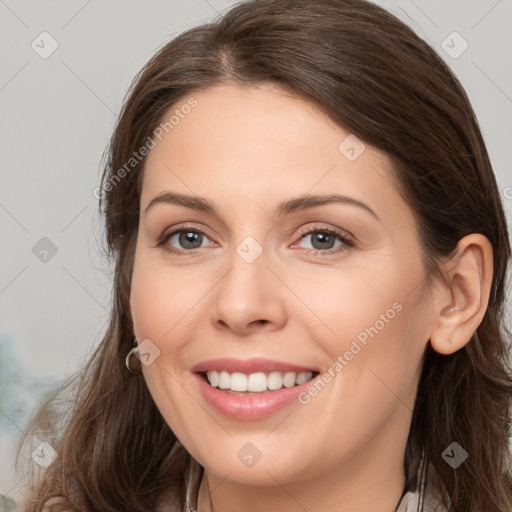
[251,319,268,326]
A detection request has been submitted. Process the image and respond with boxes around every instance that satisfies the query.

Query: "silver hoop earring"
[125,339,141,375]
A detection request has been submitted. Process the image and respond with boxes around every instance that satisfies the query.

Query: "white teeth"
[230,372,247,391]
[282,372,296,388]
[267,371,283,390]
[218,371,230,389]
[248,372,267,392]
[296,371,310,385]
[208,370,219,388]
[205,370,314,392]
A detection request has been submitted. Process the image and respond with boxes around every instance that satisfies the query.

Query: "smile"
[203,370,317,393]
[191,358,321,419]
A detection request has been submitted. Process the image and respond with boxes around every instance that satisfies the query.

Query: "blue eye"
[158,228,214,254]
[295,227,354,254]
[156,225,354,256]
[299,231,341,251]
[169,230,206,250]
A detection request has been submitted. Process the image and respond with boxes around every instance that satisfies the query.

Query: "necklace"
[185,458,213,512]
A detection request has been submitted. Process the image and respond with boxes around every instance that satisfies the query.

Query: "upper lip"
[191,358,319,374]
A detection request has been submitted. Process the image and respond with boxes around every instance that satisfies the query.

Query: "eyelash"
[295,225,354,255]
[155,223,355,256]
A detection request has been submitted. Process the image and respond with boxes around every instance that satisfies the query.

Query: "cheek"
[296,287,428,465]
[130,257,207,352]
[295,262,429,399]
[290,265,406,349]
[129,258,206,435]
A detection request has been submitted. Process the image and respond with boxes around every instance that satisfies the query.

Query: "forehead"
[141,82,402,221]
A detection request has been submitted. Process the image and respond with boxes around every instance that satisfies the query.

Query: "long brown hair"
[19,0,512,510]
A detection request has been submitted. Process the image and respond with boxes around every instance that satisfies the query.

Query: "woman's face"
[130,82,437,487]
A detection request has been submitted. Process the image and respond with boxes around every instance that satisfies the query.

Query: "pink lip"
[190,357,318,374]
[192,372,318,420]
[191,358,319,420]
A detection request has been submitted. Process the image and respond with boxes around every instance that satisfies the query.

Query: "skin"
[129,82,493,512]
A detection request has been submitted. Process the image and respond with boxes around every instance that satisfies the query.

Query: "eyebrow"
[144,191,380,221]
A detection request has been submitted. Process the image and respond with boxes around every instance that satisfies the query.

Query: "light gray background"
[1,0,511,505]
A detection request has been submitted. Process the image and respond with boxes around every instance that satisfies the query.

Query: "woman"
[19,0,512,510]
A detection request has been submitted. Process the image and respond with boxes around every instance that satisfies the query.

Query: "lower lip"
[192,373,316,420]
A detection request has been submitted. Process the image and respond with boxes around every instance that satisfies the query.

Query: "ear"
[429,234,493,355]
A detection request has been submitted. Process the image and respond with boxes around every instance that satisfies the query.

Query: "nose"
[211,248,288,336]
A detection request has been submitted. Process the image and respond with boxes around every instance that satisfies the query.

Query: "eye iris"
[179,231,202,249]
[311,232,335,250]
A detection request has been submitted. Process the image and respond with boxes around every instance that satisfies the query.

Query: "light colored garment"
[395,447,451,511]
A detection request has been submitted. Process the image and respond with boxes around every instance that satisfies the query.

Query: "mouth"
[199,370,320,395]
[191,357,321,419]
